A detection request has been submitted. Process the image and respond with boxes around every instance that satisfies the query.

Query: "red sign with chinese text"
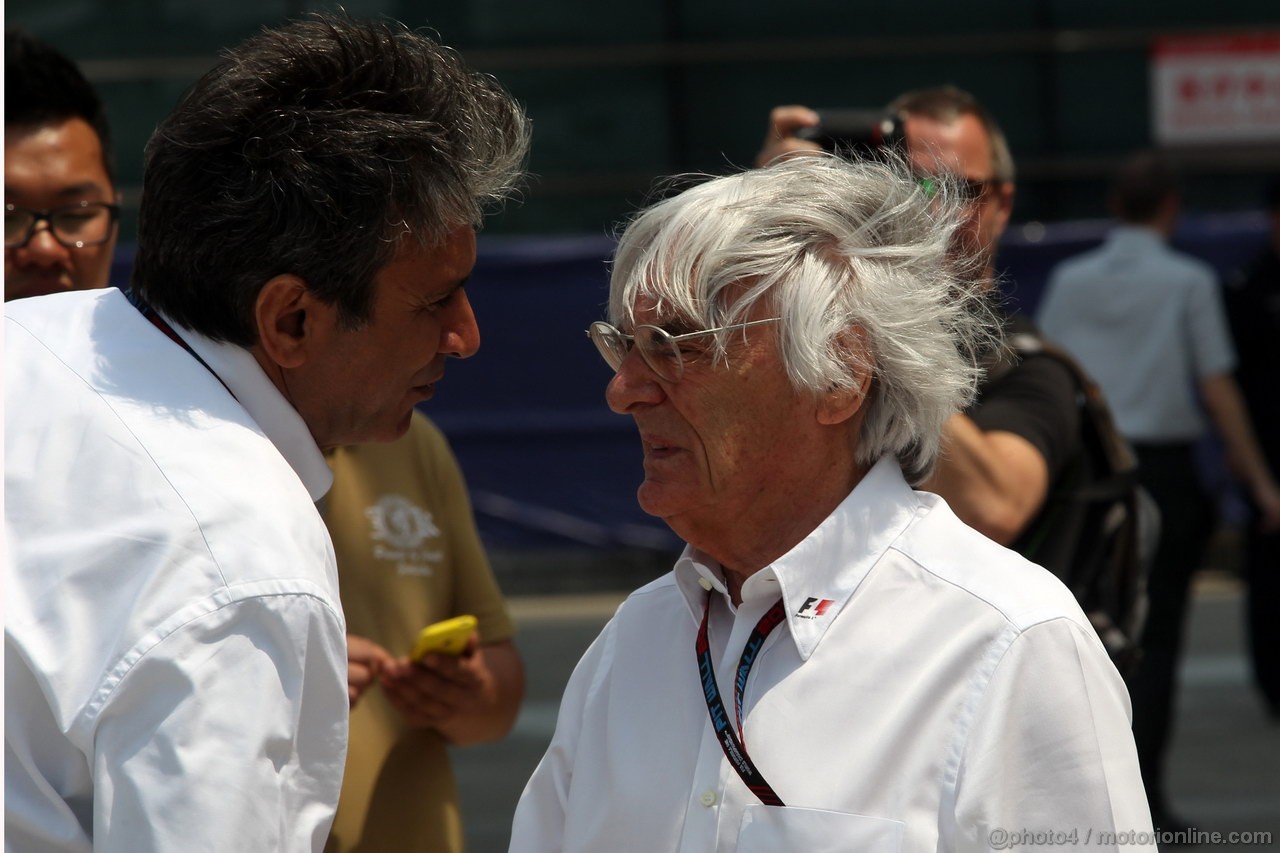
[1152,33,1280,145]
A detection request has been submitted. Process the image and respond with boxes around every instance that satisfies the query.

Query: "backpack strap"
[1005,331,1138,480]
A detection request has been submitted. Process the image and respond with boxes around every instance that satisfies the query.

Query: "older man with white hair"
[510,155,1153,852]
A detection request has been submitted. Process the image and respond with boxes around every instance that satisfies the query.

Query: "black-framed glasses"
[916,175,999,204]
[5,201,121,249]
[587,317,781,384]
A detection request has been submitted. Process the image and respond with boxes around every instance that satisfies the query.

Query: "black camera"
[795,110,906,160]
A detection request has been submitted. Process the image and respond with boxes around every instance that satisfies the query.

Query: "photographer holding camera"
[757,88,1082,562]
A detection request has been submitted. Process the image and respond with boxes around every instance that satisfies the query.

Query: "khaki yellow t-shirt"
[322,412,515,853]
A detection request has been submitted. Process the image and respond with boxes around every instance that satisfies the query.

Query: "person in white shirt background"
[5,14,529,852]
[510,155,1153,852]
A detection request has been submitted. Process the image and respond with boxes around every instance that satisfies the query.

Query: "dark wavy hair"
[5,28,116,184]
[132,13,530,345]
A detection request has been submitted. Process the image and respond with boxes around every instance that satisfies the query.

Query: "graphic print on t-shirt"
[364,493,443,576]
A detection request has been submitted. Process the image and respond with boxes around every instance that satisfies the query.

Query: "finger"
[347,634,394,674]
[392,665,479,717]
[348,662,377,690]
[766,104,820,142]
[382,678,455,726]
[413,651,482,688]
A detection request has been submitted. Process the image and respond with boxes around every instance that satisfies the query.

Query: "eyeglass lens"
[5,203,117,248]
[915,176,992,203]
[589,322,685,383]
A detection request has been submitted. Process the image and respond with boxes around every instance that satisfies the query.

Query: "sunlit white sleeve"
[87,590,348,852]
[951,618,1155,852]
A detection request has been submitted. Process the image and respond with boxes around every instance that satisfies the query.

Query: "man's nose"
[441,289,481,359]
[14,224,71,266]
[604,347,665,414]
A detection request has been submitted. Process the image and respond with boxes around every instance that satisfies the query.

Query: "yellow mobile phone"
[410,614,477,662]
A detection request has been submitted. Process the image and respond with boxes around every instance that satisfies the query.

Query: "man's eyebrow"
[428,275,470,301]
[5,182,110,201]
[659,318,700,336]
[53,183,112,200]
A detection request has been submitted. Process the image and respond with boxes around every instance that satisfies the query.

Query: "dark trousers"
[1245,513,1280,714]
[1127,443,1216,815]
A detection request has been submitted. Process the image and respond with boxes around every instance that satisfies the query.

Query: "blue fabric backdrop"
[110,212,1269,549]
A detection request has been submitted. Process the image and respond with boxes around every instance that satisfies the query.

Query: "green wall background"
[9,1,1280,239]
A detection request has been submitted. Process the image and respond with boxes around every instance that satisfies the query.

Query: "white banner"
[1151,34,1280,145]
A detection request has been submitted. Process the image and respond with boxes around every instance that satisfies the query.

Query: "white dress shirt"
[5,288,348,852]
[510,457,1153,852]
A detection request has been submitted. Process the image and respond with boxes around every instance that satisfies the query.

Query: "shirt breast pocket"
[737,804,904,852]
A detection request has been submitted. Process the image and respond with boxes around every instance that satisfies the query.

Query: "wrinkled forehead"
[902,113,994,182]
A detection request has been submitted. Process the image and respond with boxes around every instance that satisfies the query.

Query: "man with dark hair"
[1038,150,1280,828]
[757,87,1082,573]
[5,14,528,851]
[5,28,119,300]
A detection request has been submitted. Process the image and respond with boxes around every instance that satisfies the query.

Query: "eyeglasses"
[916,175,999,204]
[5,201,121,249]
[587,317,781,384]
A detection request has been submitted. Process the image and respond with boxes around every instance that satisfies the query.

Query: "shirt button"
[697,577,714,591]
[699,789,717,807]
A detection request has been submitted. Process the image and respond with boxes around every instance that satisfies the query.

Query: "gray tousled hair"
[608,154,998,483]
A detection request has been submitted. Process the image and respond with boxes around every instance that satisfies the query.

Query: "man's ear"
[254,274,325,369]
[990,180,1015,238]
[817,370,872,426]
[817,328,873,426]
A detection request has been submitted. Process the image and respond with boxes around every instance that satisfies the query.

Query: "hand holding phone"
[410,614,477,662]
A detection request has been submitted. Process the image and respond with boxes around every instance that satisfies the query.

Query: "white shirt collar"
[167,317,333,502]
[673,455,926,661]
[1107,224,1166,249]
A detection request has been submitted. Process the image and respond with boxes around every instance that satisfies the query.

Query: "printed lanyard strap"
[125,289,236,401]
[695,593,787,807]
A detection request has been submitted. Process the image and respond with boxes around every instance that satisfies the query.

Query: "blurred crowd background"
[11,0,1277,567]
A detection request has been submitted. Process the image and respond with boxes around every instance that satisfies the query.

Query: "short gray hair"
[608,154,997,483]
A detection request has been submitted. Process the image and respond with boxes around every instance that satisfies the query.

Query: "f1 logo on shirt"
[795,597,834,619]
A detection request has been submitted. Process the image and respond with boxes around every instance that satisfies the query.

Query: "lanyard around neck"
[125,289,237,401]
[695,592,787,807]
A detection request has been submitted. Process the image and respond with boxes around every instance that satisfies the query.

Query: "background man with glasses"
[5,28,120,301]
[512,155,1150,852]
[755,87,1083,573]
